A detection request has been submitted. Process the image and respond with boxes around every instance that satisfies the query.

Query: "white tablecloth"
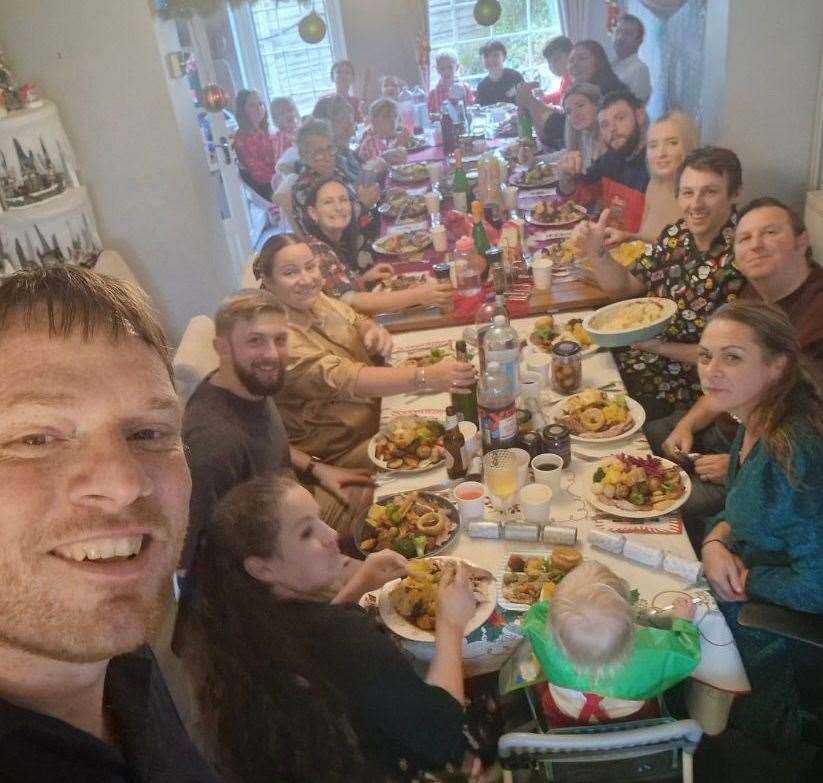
[374,311,750,732]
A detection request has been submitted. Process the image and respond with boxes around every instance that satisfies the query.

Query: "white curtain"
[557,0,605,41]
[638,0,690,19]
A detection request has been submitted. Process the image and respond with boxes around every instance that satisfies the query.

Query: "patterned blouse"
[617,214,745,405]
[308,237,360,299]
[427,80,476,113]
[356,129,403,163]
[233,127,277,186]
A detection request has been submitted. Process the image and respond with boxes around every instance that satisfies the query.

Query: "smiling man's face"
[0,320,190,663]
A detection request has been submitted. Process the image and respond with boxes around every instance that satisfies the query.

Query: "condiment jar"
[541,423,571,468]
[551,340,582,395]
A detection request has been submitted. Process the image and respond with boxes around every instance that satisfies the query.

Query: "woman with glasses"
[292,119,381,237]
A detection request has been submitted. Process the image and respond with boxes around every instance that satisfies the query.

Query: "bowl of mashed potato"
[582,297,677,348]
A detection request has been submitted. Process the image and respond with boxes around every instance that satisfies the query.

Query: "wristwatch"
[299,455,322,485]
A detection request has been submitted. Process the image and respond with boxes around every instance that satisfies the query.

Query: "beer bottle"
[443,406,467,479]
[450,339,479,426]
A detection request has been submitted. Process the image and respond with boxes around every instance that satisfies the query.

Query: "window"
[428,0,562,88]
[247,0,341,116]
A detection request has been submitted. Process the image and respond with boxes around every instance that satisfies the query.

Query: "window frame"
[427,0,562,87]
[229,0,347,116]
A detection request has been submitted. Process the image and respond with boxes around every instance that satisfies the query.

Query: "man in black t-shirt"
[181,290,375,581]
[476,40,524,106]
[0,266,217,782]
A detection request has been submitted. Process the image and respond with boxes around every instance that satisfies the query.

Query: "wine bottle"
[450,339,479,426]
[471,200,490,256]
[451,149,470,212]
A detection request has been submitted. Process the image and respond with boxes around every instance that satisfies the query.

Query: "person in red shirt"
[330,59,364,124]
[542,35,573,106]
[428,49,475,113]
[233,89,277,199]
[269,96,300,164]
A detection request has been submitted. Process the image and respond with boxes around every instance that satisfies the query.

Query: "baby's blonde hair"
[550,561,635,673]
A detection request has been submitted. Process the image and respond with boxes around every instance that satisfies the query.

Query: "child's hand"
[671,596,696,621]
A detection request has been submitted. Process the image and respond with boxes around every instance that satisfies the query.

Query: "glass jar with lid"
[541,423,571,468]
[551,340,582,395]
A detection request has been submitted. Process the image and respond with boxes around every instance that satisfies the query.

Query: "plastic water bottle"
[483,315,520,398]
[478,361,518,452]
[451,235,482,295]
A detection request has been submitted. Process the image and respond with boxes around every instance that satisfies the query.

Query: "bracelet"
[298,456,322,486]
[701,538,728,552]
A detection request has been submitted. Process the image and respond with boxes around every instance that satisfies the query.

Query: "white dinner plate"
[586,455,692,519]
[378,557,497,641]
[548,393,646,444]
[368,415,445,474]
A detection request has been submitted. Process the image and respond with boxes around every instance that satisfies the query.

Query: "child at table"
[356,98,410,167]
[522,561,700,726]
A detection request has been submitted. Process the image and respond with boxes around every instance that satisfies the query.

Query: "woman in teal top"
[697,302,823,758]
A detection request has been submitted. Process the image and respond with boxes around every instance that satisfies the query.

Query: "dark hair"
[737,196,813,261]
[312,94,354,122]
[330,59,355,81]
[570,40,626,94]
[677,146,742,197]
[706,303,823,481]
[598,88,644,113]
[189,471,365,782]
[235,89,268,133]
[480,39,507,58]
[252,232,308,282]
[619,13,645,43]
[302,177,360,260]
[543,35,573,60]
[0,265,172,381]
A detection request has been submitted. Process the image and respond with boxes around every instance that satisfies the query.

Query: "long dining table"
[372,138,610,334]
[367,311,751,736]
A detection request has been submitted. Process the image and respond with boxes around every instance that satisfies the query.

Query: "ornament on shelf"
[473,0,502,27]
[18,83,44,109]
[0,137,67,210]
[0,47,24,113]
[201,83,228,113]
[298,10,327,44]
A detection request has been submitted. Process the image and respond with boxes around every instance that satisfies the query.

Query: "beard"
[610,125,642,158]
[233,355,285,397]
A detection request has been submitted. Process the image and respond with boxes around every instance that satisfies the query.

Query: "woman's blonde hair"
[550,561,635,672]
[650,110,700,164]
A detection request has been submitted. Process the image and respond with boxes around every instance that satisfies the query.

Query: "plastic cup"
[532,257,554,291]
[424,189,441,217]
[519,483,553,525]
[427,161,442,186]
[519,370,542,398]
[503,184,519,211]
[531,453,564,492]
[509,447,531,488]
[458,420,479,459]
[431,224,448,252]
[454,481,486,526]
[526,353,552,386]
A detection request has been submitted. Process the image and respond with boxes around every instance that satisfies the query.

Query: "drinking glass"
[483,449,518,524]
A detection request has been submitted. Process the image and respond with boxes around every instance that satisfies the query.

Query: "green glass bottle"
[471,200,490,256]
[450,339,479,426]
[451,149,471,213]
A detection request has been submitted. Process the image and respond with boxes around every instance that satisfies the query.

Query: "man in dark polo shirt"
[0,267,217,781]
[557,89,649,231]
[657,197,823,541]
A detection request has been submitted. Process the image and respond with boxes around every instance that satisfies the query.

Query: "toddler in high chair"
[522,561,701,727]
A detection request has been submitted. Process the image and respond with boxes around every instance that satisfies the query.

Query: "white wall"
[0,0,237,341]
[699,0,823,210]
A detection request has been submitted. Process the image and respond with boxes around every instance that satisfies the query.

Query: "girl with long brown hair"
[188,471,477,782]
[697,302,823,758]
